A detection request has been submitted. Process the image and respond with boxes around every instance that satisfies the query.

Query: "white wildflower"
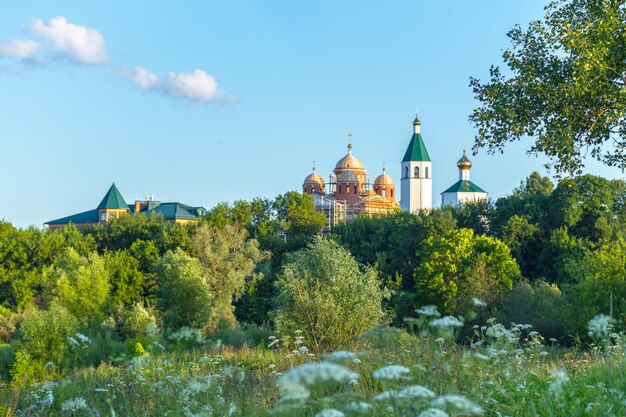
[372,365,411,380]
[94,388,109,392]
[548,368,569,396]
[343,402,373,413]
[280,362,357,387]
[67,336,79,346]
[76,332,90,343]
[322,351,356,362]
[416,305,441,317]
[61,397,87,412]
[397,385,436,399]
[352,358,362,364]
[588,314,612,338]
[473,352,490,361]
[430,394,484,415]
[315,409,345,417]
[348,378,358,386]
[228,403,237,416]
[472,297,487,307]
[429,316,463,328]
[298,346,309,354]
[418,408,450,417]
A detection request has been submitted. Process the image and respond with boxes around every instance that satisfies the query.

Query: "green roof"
[45,209,99,225]
[442,180,487,194]
[97,183,128,209]
[132,202,206,220]
[402,132,431,162]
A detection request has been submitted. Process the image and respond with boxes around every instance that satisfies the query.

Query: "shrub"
[12,303,78,383]
[274,238,389,351]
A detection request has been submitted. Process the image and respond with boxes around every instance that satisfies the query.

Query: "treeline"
[1,173,625,383]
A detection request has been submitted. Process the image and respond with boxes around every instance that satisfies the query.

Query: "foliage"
[415,228,521,314]
[103,249,144,311]
[274,238,389,351]
[192,225,266,330]
[12,303,78,383]
[43,248,110,324]
[470,0,626,174]
[156,249,213,330]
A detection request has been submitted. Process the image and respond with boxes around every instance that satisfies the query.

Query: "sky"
[1,1,623,228]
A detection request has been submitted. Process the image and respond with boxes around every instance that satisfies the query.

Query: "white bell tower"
[400,115,432,212]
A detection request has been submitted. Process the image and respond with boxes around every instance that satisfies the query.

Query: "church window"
[404,167,408,178]
[100,212,106,222]
[414,167,419,178]
[425,167,429,178]
[354,185,357,194]
[391,189,394,198]
[383,189,387,197]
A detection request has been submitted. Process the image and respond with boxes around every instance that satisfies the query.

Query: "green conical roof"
[402,132,431,162]
[442,180,487,194]
[97,183,128,209]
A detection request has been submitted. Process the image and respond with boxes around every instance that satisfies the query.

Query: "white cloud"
[30,16,107,65]
[0,39,40,59]
[133,67,227,103]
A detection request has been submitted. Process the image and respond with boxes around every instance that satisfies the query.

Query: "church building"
[440,151,488,207]
[302,138,399,230]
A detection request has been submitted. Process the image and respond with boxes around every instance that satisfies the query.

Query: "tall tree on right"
[470,0,626,175]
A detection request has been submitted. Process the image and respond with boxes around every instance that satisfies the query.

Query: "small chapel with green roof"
[440,151,488,207]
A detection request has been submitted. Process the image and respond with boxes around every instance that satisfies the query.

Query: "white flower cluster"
[315,409,345,417]
[342,401,373,413]
[168,327,203,343]
[588,314,612,338]
[375,385,435,401]
[416,305,441,317]
[372,365,412,380]
[322,351,356,363]
[61,397,87,412]
[418,408,450,417]
[279,362,358,387]
[430,394,484,415]
[548,368,570,396]
[429,316,463,329]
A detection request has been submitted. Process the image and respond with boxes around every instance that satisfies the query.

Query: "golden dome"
[457,151,472,169]
[304,172,324,185]
[374,170,395,186]
[334,143,366,174]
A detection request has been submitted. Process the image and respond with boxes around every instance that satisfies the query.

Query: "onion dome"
[304,171,324,186]
[374,168,394,186]
[335,142,366,172]
[457,151,472,169]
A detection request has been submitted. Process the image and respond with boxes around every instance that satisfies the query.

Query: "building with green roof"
[441,151,488,207]
[400,115,433,212]
[45,183,205,229]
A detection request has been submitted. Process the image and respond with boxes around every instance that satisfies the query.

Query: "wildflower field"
[2,309,625,417]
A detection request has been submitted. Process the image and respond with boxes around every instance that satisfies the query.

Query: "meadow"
[2,308,624,417]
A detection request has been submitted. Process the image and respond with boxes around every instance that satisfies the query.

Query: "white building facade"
[400,116,432,212]
[441,151,487,207]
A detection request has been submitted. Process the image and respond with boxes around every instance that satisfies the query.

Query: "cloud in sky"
[133,67,229,103]
[0,39,40,59]
[30,16,107,65]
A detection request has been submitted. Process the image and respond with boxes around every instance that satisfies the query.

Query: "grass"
[1,315,625,416]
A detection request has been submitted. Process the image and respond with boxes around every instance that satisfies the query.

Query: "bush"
[274,238,389,351]
[12,303,78,383]
[122,303,158,338]
[500,280,566,341]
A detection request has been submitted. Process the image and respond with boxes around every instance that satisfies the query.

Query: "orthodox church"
[302,114,488,227]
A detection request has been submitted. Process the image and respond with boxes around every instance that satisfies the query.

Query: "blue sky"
[1,1,623,228]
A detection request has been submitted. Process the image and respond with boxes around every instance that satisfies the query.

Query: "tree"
[156,249,213,329]
[103,250,144,311]
[192,225,265,330]
[470,0,626,175]
[415,229,520,314]
[273,191,326,239]
[274,238,389,351]
[43,248,110,324]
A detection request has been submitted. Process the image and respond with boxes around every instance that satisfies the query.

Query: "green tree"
[44,248,110,324]
[273,191,326,239]
[470,0,626,175]
[415,228,520,314]
[192,225,266,330]
[156,249,213,329]
[274,238,389,351]
[103,250,144,311]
